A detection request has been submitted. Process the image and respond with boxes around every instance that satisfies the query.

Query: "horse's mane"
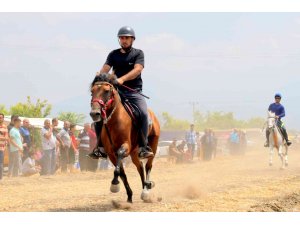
[90,73,118,90]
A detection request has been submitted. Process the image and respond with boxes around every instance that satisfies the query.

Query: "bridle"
[91,81,118,124]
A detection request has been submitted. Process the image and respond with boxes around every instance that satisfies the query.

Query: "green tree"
[10,96,52,117]
[193,110,205,130]
[0,104,9,115]
[246,117,265,128]
[161,110,265,131]
[161,112,190,130]
[57,112,86,125]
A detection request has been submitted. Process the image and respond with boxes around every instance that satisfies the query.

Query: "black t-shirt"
[105,48,144,90]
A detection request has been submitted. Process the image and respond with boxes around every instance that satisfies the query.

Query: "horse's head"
[90,73,118,122]
[267,111,276,129]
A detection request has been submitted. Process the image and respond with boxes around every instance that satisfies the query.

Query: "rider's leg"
[277,120,292,146]
[125,91,154,159]
[88,121,107,159]
[264,129,270,147]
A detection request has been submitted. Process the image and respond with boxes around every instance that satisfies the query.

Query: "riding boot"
[264,129,270,147]
[88,121,107,159]
[281,127,292,146]
[138,130,154,159]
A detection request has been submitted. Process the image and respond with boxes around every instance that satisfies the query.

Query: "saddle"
[119,93,140,127]
[119,92,152,129]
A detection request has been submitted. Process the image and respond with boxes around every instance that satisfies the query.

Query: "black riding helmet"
[117,26,136,40]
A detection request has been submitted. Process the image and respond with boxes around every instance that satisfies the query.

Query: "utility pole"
[189,101,199,124]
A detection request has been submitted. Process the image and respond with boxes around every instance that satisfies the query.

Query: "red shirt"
[0,124,8,151]
[88,129,97,151]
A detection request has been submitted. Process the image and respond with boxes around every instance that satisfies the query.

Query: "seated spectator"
[168,139,183,163]
[177,140,186,153]
[22,151,41,176]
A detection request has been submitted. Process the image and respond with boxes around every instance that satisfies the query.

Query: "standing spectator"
[229,128,240,155]
[185,124,196,160]
[195,131,202,160]
[88,123,98,172]
[8,118,24,177]
[68,124,78,173]
[78,123,91,172]
[22,151,41,176]
[201,129,214,161]
[56,121,71,173]
[239,130,247,155]
[210,129,218,159]
[8,115,19,132]
[0,113,9,181]
[41,119,56,176]
[19,118,31,162]
[51,118,59,174]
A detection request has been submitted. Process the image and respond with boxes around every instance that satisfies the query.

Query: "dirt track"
[1,144,300,212]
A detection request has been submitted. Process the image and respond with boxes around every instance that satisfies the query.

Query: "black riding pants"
[122,90,148,147]
[266,120,289,141]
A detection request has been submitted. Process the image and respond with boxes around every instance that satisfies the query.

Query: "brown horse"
[89,73,160,203]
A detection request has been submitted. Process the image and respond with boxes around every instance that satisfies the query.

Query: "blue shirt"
[19,126,31,147]
[230,132,239,144]
[185,130,196,144]
[268,103,285,119]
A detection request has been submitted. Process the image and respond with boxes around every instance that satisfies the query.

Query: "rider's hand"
[96,71,100,76]
[275,115,279,119]
[116,78,124,85]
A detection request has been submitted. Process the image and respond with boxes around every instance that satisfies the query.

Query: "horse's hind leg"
[145,135,159,189]
[119,165,133,203]
[131,153,145,189]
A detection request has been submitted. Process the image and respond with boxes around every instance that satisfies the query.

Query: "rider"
[89,26,154,159]
[264,93,292,147]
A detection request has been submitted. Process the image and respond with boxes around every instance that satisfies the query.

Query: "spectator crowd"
[0,113,110,181]
[168,124,219,164]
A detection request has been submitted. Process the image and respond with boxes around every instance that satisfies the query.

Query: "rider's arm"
[118,50,144,85]
[278,106,285,118]
[117,64,143,85]
[97,51,114,75]
[98,64,111,75]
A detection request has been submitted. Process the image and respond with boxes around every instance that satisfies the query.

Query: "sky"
[1,12,300,129]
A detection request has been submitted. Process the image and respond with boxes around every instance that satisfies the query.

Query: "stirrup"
[88,147,107,159]
[138,146,154,159]
[286,141,292,146]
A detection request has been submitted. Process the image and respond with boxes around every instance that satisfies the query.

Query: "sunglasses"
[275,97,281,99]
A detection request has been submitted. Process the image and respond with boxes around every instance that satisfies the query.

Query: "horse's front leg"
[110,144,127,193]
[278,146,285,169]
[269,146,274,166]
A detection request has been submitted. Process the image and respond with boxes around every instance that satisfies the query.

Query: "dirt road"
[1,145,300,212]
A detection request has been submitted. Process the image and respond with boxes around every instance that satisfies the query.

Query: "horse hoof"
[285,163,288,167]
[145,181,155,189]
[110,184,120,193]
[269,162,273,167]
[280,167,285,170]
[141,188,151,201]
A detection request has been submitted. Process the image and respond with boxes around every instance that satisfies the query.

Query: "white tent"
[4,116,84,130]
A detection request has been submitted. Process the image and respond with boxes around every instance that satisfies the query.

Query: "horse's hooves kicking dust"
[111,200,132,210]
